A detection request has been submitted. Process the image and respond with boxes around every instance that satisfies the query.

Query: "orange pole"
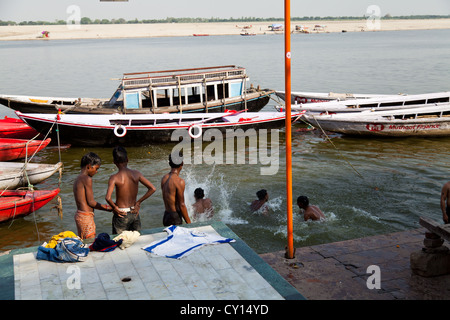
[284,0,294,259]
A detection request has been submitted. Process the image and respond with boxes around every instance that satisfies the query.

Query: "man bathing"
[73,152,112,239]
[161,153,191,226]
[106,146,156,234]
[192,187,214,221]
[297,195,325,221]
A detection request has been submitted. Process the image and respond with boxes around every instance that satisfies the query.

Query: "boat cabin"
[109,65,251,113]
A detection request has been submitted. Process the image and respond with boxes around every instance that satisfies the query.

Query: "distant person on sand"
[192,187,214,221]
[250,189,269,215]
[441,181,450,224]
[73,152,112,239]
[297,195,325,221]
[161,152,191,226]
[105,146,156,234]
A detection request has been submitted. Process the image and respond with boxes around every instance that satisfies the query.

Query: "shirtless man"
[105,146,156,234]
[161,153,191,226]
[192,188,214,221]
[441,181,450,224]
[73,152,111,239]
[297,195,325,221]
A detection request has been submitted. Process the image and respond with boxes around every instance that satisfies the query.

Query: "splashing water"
[182,165,248,225]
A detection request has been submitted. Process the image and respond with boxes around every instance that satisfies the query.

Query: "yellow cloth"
[45,231,79,248]
[113,231,140,249]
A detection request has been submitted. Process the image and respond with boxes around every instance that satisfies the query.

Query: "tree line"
[1,15,450,26]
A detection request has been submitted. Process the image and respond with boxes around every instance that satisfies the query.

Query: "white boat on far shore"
[302,104,450,137]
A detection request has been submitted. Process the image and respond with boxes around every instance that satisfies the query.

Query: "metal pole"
[285,0,294,259]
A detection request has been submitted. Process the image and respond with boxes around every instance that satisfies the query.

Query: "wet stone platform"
[260,228,450,300]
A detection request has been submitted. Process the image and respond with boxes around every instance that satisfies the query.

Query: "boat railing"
[121,66,247,90]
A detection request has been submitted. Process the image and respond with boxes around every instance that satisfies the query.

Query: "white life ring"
[114,124,127,137]
[188,124,202,139]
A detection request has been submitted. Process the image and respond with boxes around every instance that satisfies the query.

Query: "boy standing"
[73,152,112,240]
[105,146,156,234]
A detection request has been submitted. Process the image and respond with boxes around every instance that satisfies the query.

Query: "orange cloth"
[74,210,95,239]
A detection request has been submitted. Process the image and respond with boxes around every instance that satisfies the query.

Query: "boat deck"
[0,222,303,301]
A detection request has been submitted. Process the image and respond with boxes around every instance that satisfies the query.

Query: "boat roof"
[121,65,248,90]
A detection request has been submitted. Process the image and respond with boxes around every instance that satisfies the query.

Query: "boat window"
[379,101,404,107]
[404,99,426,105]
[110,120,130,125]
[428,97,450,104]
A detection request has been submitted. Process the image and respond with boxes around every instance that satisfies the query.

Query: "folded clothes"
[89,233,123,252]
[44,231,80,248]
[37,238,89,263]
[113,230,140,249]
[142,225,235,259]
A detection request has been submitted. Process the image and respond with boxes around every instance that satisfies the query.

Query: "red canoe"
[0,138,51,161]
[0,116,39,139]
[0,188,60,223]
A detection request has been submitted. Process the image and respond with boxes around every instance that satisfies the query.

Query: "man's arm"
[441,184,449,223]
[85,177,110,212]
[133,174,157,215]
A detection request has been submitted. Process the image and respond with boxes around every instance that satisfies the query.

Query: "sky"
[0,0,449,22]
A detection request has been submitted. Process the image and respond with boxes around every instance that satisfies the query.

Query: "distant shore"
[1,19,450,41]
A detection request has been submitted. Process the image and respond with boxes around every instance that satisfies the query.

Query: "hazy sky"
[1,0,449,22]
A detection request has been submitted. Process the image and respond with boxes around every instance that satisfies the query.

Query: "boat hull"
[0,162,63,189]
[305,117,450,137]
[0,91,272,114]
[17,112,299,146]
[0,138,51,161]
[0,188,60,223]
[0,117,39,139]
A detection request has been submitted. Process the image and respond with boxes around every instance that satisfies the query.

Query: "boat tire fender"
[188,124,202,139]
[114,125,127,137]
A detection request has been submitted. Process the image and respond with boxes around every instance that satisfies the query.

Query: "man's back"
[161,172,184,212]
[111,167,140,208]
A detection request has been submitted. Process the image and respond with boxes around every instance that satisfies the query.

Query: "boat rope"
[7,201,18,229]
[274,97,364,179]
[310,113,364,179]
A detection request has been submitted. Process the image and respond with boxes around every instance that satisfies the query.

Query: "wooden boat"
[0,138,51,161]
[0,188,60,223]
[0,66,274,115]
[303,104,450,137]
[275,90,400,104]
[279,91,450,114]
[0,116,39,139]
[16,110,304,146]
[0,162,63,189]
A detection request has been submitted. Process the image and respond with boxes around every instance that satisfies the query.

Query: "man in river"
[297,195,325,221]
[441,181,450,224]
[161,152,191,226]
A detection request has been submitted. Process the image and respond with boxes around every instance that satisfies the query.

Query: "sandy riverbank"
[1,19,450,41]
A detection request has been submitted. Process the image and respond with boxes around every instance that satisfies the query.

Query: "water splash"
[182,165,248,225]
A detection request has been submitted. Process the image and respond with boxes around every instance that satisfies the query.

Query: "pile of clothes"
[36,230,141,263]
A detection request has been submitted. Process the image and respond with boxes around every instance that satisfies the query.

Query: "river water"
[0,29,449,254]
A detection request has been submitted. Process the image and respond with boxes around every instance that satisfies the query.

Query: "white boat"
[275,91,397,104]
[0,66,273,115]
[283,91,450,114]
[0,162,63,189]
[303,104,450,137]
[16,110,304,147]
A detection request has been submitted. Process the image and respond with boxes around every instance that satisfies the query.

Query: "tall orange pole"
[284,0,294,259]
